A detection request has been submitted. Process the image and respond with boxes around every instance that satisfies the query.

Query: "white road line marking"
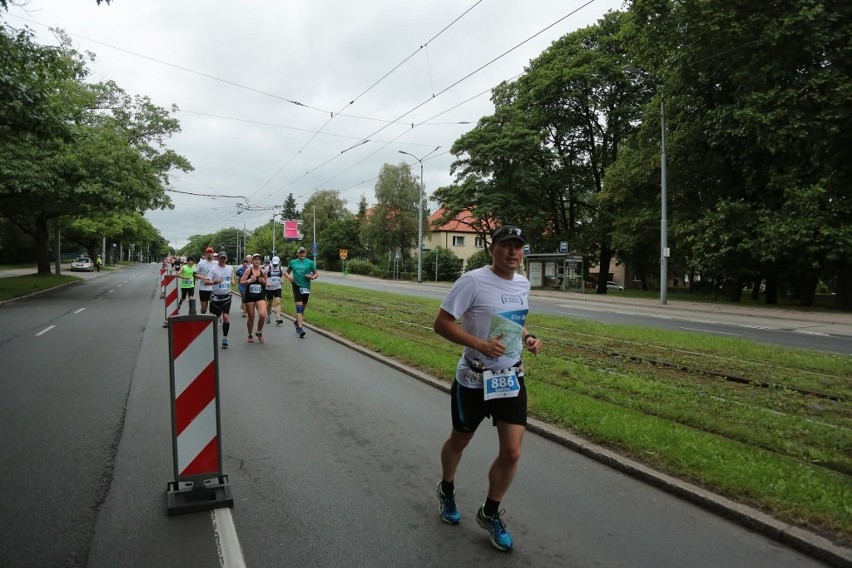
[36,325,56,336]
[678,327,739,336]
[796,330,829,336]
[212,508,246,568]
[108,289,115,293]
[557,311,591,317]
[74,308,86,314]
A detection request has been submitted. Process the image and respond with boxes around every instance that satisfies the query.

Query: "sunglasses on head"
[492,226,523,240]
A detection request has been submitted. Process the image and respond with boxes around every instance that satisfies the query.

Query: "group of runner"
[174,245,318,347]
[170,227,543,553]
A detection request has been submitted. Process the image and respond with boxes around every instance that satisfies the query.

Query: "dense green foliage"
[434,2,851,309]
[0,21,188,270]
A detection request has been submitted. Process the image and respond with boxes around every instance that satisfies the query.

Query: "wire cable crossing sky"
[6,0,624,248]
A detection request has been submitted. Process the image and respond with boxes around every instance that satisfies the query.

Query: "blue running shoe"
[436,483,460,525]
[476,506,513,551]
[221,337,229,348]
[298,327,306,338]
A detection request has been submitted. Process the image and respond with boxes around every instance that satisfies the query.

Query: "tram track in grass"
[300,283,851,540]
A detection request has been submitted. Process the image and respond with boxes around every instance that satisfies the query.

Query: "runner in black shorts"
[205,251,234,348]
[195,247,216,314]
[432,226,543,552]
[239,253,268,343]
[449,374,527,433]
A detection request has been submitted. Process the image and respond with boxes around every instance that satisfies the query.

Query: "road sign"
[560,241,568,253]
[339,249,348,260]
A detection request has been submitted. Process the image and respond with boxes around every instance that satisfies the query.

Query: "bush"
[346,259,383,277]
[465,248,491,271]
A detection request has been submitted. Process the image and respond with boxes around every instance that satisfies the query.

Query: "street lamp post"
[626,66,668,305]
[312,203,317,264]
[271,214,277,257]
[399,146,440,283]
[659,98,668,305]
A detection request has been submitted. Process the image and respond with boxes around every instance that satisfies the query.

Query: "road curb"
[0,279,82,307]
[299,317,851,568]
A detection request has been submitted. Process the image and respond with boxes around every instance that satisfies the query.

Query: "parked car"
[606,281,624,290]
[71,257,94,272]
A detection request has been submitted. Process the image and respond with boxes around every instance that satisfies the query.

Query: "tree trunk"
[798,272,818,307]
[750,281,760,301]
[726,279,743,302]
[596,246,613,295]
[764,277,778,305]
[836,269,852,311]
[35,214,52,275]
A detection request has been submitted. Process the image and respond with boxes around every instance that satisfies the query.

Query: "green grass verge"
[0,274,80,302]
[284,282,851,542]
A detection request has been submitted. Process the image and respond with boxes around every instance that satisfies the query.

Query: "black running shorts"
[450,377,527,433]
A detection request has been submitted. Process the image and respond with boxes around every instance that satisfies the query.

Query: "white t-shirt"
[206,264,234,298]
[265,265,284,291]
[195,259,216,292]
[440,266,530,388]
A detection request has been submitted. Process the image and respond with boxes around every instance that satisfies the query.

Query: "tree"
[64,212,162,261]
[0,27,191,274]
[300,190,349,258]
[625,0,852,307]
[281,193,300,220]
[319,216,361,270]
[361,163,420,263]
[433,80,545,246]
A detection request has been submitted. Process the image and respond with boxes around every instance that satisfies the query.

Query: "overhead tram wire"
[249,0,486,202]
[312,74,520,190]
[333,0,600,147]
[8,13,432,131]
[7,15,331,115]
[285,0,599,195]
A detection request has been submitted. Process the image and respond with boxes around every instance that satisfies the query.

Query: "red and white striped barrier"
[162,275,179,327]
[160,263,168,298]
[166,315,232,515]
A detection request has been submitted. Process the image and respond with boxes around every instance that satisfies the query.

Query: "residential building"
[424,207,486,268]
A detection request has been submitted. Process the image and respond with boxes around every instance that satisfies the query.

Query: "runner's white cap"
[272,256,280,265]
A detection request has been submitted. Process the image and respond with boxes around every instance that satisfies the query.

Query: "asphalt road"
[0,265,842,567]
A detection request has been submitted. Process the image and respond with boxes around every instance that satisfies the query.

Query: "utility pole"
[399,146,440,283]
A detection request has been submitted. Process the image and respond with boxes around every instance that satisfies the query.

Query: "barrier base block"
[167,474,233,516]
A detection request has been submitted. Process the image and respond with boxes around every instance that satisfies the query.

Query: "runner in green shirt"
[285,247,318,338]
[177,257,196,313]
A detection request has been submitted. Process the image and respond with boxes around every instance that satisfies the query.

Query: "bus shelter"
[524,253,584,292]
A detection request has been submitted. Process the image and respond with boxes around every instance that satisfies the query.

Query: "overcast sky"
[7,0,625,249]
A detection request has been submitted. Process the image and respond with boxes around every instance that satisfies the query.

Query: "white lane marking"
[557,311,591,318]
[108,289,115,293]
[74,308,86,314]
[36,325,56,336]
[796,330,829,337]
[212,507,246,568]
[678,327,739,336]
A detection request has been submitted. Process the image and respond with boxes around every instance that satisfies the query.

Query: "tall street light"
[659,98,668,305]
[399,146,440,283]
